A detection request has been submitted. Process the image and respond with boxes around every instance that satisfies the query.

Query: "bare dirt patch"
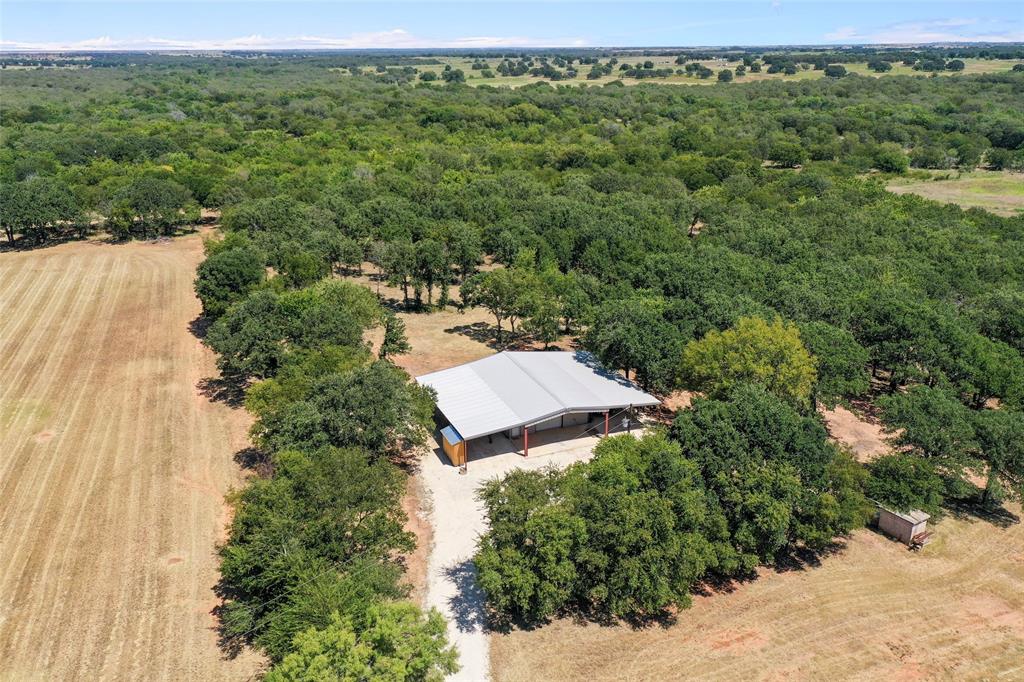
[490,504,1024,681]
[0,236,263,680]
[400,474,433,608]
[820,404,892,462]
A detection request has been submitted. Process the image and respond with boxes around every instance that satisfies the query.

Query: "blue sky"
[2,1,1022,51]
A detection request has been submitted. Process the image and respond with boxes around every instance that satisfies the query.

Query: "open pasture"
[0,236,263,680]
[888,170,1024,217]
[366,56,1017,87]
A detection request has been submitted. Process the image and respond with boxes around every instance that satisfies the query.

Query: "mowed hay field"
[491,506,1024,681]
[0,236,263,680]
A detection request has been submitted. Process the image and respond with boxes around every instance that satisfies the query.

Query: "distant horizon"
[3,1,1022,53]
[4,41,1024,55]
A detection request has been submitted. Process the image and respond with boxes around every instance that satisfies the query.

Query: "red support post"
[604,411,609,436]
[523,427,529,457]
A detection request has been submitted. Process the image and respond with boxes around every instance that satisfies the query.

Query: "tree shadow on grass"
[943,497,1020,529]
[197,375,248,408]
[188,313,213,339]
[210,581,254,661]
[772,539,848,573]
[234,446,274,478]
[444,321,541,351]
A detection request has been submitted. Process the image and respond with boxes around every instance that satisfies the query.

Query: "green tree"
[681,317,817,409]
[460,267,535,343]
[111,175,198,238]
[0,176,83,245]
[220,447,414,647]
[249,360,433,456]
[414,238,448,306]
[194,245,267,318]
[799,321,870,408]
[584,297,683,392]
[717,69,733,82]
[523,296,561,349]
[879,385,981,486]
[265,604,458,682]
[441,68,465,83]
[766,139,807,168]
[380,241,416,305]
[282,250,330,289]
[866,454,944,516]
[379,312,412,360]
[873,143,909,174]
[974,409,1024,504]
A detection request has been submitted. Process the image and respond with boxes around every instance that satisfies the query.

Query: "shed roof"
[416,351,660,440]
[883,508,931,524]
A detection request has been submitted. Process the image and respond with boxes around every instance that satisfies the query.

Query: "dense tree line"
[475,386,870,624]
[4,53,1022,662]
[191,207,451,677]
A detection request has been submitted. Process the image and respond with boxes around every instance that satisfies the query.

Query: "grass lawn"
[888,170,1024,217]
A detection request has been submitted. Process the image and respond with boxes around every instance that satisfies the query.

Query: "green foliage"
[194,244,266,318]
[0,176,83,244]
[879,385,981,486]
[379,312,412,359]
[476,433,730,622]
[478,391,868,624]
[265,604,458,682]
[584,297,684,392]
[251,360,435,457]
[681,317,817,409]
[110,175,198,238]
[460,266,536,342]
[974,409,1024,504]
[866,454,945,516]
[206,280,381,379]
[799,321,870,407]
[672,383,867,561]
[219,447,414,653]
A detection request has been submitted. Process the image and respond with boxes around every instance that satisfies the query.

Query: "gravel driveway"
[419,433,604,681]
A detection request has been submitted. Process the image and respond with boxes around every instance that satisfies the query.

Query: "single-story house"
[416,350,659,466]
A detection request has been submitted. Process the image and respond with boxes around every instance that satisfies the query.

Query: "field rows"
[0,237,262,681]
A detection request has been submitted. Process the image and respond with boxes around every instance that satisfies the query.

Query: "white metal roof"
[416,351,660,440]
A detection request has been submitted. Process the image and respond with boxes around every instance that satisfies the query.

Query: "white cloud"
[0,29,589,52]
[824,18,1023,44]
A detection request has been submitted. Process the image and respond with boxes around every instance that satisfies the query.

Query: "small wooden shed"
[878,508,930,546]
[440,426,466,467]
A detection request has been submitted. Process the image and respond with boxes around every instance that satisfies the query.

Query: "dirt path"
[0,237,263,680]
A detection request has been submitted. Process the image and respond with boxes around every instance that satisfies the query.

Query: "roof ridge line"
[503,351,571,414]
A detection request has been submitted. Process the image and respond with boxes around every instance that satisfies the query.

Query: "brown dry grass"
[0,236,264,680]
[491,504,1024,681]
